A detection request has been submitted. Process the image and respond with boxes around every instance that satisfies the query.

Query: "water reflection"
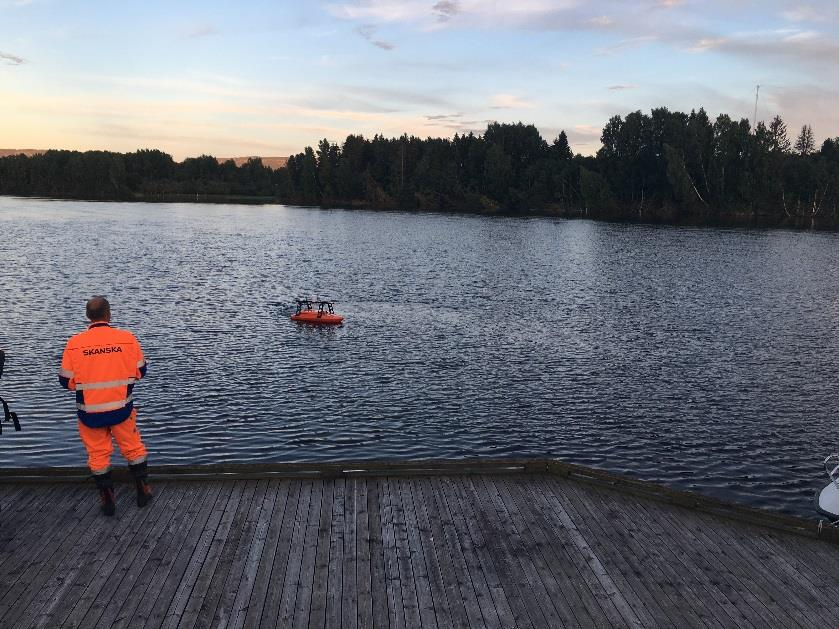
[0,197,837,516]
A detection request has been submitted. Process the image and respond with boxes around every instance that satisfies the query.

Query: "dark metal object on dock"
[0,458,837,627]
[0,349,21,434]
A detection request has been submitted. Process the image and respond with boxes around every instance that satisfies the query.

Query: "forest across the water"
[2,107,838,229]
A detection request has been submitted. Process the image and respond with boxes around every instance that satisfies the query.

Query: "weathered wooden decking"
[0,460,837,628]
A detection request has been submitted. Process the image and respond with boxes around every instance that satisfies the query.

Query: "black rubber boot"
[129,461,153,508]
[94,472,116,517]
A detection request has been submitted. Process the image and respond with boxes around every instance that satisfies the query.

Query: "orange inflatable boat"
[291,299,344,325]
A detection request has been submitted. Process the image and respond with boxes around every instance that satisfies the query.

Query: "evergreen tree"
[768,116,791,153]
[795,125,815,156]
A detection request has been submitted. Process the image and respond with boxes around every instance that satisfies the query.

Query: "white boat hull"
[817,482,839,520]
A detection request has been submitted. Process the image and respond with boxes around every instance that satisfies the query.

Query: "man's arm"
[59,341,76,390]
[135,338,147,380]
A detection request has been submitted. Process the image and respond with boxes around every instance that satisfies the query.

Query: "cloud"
[182,23,217,39]
[781,5,823,22]
[489,93,536,109]
[0,51,26,65]
[425,113,464,121]
[687,36,727,52]
[354,23,395,49]
[329,0,582,31]
[597,35,658,55]
[432,1,461,22]
[329,1,839,73]
[587,15,614,27]
[685,28,839,63]
[608,84,638,90]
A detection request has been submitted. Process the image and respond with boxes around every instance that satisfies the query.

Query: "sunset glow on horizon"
[2,0,838,160]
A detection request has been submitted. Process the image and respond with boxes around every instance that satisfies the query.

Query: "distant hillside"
[0,150,288,170]
[215,156,288,170]
[0,149,45,158]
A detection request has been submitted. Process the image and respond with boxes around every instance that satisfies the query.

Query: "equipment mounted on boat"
[291,298,344,325]
[817,453,839,529]
[0,350,22,434]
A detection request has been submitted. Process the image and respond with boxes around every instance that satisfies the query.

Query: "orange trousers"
[77,409,147,474]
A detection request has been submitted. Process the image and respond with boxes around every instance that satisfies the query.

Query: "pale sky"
[1,0,838,159]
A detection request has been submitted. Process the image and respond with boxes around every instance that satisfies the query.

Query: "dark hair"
[86,296,111,322]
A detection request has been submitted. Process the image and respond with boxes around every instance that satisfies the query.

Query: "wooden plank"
[440,475,517,629]
[342,477,360,629]
[289,477,323,629]
[453,475,548,629]
[3,483,146,627]
[274,480,314,627]
[527,476,649,628]
[379,476,406,629]
[98,483,216,629]
[5,468,839,629]
[554,477,688,628]
[228,480,282,629]
[713,521,837,625]
[0,485,75,591]
[100,483,201,629]
[68,483,189,629]
[606,483,759,628]
[740,527,839,620]
[385,477,425,629]
[0,484,48,554]
[125,482,219,629]
[394,478,436,629]
[412,477,472,629]
[203,479,272,628]
[56,484,191,629]
[258,480,304,628]
[603,483,750,628]
[237,480,292,629]
[413,478,476,629]
[400,478,449,629]
[785,531,839,583]
[0,484,103,626]
[499,476,620,629]
[0,483,83,584]
[425,475,493,629]
[477,475,581,627]
[0,457,538,482]
[485,475,600,629]
[573,481,715,629]
[648,495,799,628]
[326,477,346,629]
[682,507,822,628]
[307,479,333,629]
[143,481,233,629]
[354,479,374,629]
[173,481,248,629]
[188,480,259,629]
[365,476,390,629]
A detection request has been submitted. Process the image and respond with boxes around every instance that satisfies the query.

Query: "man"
[59,296,151,516]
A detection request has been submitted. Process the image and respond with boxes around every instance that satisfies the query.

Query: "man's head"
[86,296,111,323]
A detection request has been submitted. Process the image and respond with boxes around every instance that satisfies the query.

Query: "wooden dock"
[0,459,837,628]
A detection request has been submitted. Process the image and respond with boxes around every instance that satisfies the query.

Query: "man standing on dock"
[59,296,152,516]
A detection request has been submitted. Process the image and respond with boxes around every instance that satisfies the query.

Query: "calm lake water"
[1,197,838,516]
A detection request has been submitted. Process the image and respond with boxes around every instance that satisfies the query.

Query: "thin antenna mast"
[753,84,761,131]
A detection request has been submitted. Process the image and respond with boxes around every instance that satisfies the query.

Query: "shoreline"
[2,192,835,232]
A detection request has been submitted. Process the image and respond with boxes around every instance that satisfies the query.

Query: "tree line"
[2,107,838,228]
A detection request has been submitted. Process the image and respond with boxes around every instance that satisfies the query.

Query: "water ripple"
[1,198,838,516]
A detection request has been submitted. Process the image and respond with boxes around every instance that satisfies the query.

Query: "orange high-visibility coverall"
[59,322,148,473]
